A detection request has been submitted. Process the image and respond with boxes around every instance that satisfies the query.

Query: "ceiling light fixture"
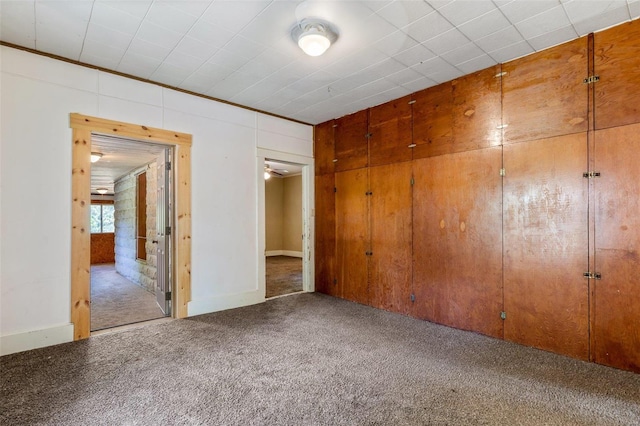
[91,152,103,163]
[264,171,271,180]
[95,188,109,195]
[291,18,338,57]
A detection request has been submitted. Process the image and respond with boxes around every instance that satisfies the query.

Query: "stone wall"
[114,160,158,292]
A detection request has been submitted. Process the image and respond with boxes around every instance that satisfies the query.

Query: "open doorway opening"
[90,134,172,331]
[264,160,304,298]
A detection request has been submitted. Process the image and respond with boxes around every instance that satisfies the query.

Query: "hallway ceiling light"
[264,171,271,180]
[91,152,103,163]
[95,187,109,195]
[291,18,338,57]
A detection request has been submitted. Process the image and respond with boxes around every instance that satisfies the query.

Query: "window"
[90,204,115,233]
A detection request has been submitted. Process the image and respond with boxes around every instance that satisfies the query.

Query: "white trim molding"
[0,324,74,356]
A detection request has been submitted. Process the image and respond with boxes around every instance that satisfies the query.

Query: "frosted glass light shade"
[91,152,103,162]
[264,171,271,180]
[298,31,331,56]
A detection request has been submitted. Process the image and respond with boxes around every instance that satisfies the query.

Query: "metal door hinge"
[500,311,507,320]
[583,272,602,280]
[166,226,171,236]
[583,171,601,178]
[410,178,415,186]
[333,278,337,285]
[365,133,373,139]
[408,99,416,105]
[332,158,338,163]
[495,71,507,78]
[499,168,506,177]
[583,75,600,84]
[165,292,172,301]
[408,143,417,148]
[365,251,373,256]
[410,293,416,302]
[332,124,338,128]
[334,187,337,193]
[365,191,373,196]
[166,162,172,171]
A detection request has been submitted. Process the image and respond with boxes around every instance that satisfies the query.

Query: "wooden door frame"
[70,113,192,340]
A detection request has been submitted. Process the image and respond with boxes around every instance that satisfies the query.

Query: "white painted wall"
[0,46,313,354]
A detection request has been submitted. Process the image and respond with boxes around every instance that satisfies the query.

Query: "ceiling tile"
[412,56,463,83]
[208,48,252,70]
[375,1,435,28]
[207,72,256,100]
[422,29,470,55]
[474,25,526,52]
[127,38,171,61]
[363,1,394,13]
[174,36,219,61]
[91,1,144,35]
[441,43,485,65]
[348,13,399,47]
[0,1,36,48]
[200,0,269,32]
[238,1,298,42]
[85,22,132,50]
[515,5,572,39]
[630,0,640,19]
[392,44,436,67]
[498,0,561,24]
[455,54,497,74]
[96,0,151,19]
[436,0,498,26]
[488,40,535,63]
[180,62,235,92]
[151,63,194,87]
[35,27,84,59]
[80,38,126,65]
[373,30,419,56]
[568,2,631,35]
[80,52,121,70]
[117,53,162,79]
[163,51,207,72]
[145,2,200,34]
[136,21,184,49]
[187,19,236,48]
[361,59,408,80]
[457,9,512,40]
[527,25,579,51]
[223,35,266,60]
[404,11,453,42]
[324,49,388,77]
[384,67,425,85]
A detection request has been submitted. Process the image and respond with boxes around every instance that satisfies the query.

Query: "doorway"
[70,113,193,341]
[89,134,173,331]
[258,149,314,300]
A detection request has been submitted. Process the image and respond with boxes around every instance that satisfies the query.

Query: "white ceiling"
[91,134,166,195]
[1,1,638,124]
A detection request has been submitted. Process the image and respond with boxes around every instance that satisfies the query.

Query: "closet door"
[368,96,413,167]
[413,147,503,337]
[335,168,369,304]
[503,133,589,360]
[334,110,368,172]
[315,173,336,296]
[369,162,412,314]
[593,123,640,373]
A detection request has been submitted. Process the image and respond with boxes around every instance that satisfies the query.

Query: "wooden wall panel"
[315,174,337,296]
[594,123,640,373]
[503,133,589,360]
[452,65,502,152]
[412,82,453,159]
[368,96,412,167]
[502,37,588,144]
[335,169,369,304]
[91,233,115,264]
[412,147,503,338]
[314,120,335,175]
[594,19,640,130]
[334,110,368,172]
[369,162,412,314]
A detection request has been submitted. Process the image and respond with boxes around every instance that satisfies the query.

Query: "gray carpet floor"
[91,264,165,331]
[266,256,303,298]
[1,293,639,425]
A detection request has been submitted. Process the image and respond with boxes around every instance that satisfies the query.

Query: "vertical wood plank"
[503,133,589,360]
[594,123,640,373]
[412,148,504,338]
[315,173,337,296]
[175,145,191,319]
[369,162,413,314]
[368,96,413,167]
[335,168,369,304]
[71,128,92,340]
[594,19,640,130]
[335,110,369,172]
[502,37,588,144]
[412,82,453,160]
[314,120,335,176]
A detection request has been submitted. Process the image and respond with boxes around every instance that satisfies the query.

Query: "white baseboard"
[187,290,265,317]
[0,324,74,356]
[265,250,303,258]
